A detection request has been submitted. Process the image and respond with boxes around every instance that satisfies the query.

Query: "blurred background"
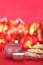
[0,0,43,25]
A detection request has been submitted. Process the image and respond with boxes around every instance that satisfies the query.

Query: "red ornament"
[20,35,33,49]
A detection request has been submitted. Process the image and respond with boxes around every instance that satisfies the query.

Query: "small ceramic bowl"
[12,53,25,61]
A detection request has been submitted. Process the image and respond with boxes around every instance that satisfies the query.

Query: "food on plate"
[30,43,43,49]
[25,43,43,59]
[25,52,43,59]
[27,49,43,53]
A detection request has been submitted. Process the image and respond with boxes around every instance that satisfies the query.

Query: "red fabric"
[0,53,43,65]
[0,0,43,65]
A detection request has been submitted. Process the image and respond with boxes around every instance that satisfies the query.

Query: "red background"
[0,0,43,24]
[0,0,43,65]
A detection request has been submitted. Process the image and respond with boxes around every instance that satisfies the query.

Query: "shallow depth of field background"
[0,0,43,25]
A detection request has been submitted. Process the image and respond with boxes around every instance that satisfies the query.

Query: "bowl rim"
[12,53,25,55]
